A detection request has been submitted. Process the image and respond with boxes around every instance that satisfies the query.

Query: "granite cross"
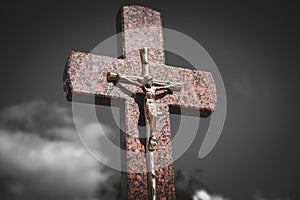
[64,5,217,200]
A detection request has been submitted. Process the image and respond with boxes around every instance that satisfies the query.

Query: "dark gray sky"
[1,0,300,200]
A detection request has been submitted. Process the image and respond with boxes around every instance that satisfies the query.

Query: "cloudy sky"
[0,0,299,200]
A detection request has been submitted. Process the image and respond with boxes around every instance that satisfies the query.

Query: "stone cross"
[64,5,216,200]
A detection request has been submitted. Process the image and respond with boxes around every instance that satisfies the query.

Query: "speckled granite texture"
[64,5,217,200]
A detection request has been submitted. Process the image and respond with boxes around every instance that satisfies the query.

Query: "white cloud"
[192,190,229,200]
[0,100,118,200]
[0,130,105,200]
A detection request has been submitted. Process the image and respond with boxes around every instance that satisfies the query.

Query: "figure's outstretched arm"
[107,72,143,87]
[154,82,182,92]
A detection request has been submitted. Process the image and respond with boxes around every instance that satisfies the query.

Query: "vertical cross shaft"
[107,47,182,199]
[140,47,157,200]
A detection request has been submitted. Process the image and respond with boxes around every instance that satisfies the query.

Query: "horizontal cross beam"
[66,51,216,117]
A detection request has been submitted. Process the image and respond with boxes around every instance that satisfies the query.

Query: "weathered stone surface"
[121,5,165,64]
[64,5,217,200]
[66,51,216,114]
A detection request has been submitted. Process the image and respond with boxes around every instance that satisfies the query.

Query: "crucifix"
[64,5,216,200]
[107,47,183,199]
